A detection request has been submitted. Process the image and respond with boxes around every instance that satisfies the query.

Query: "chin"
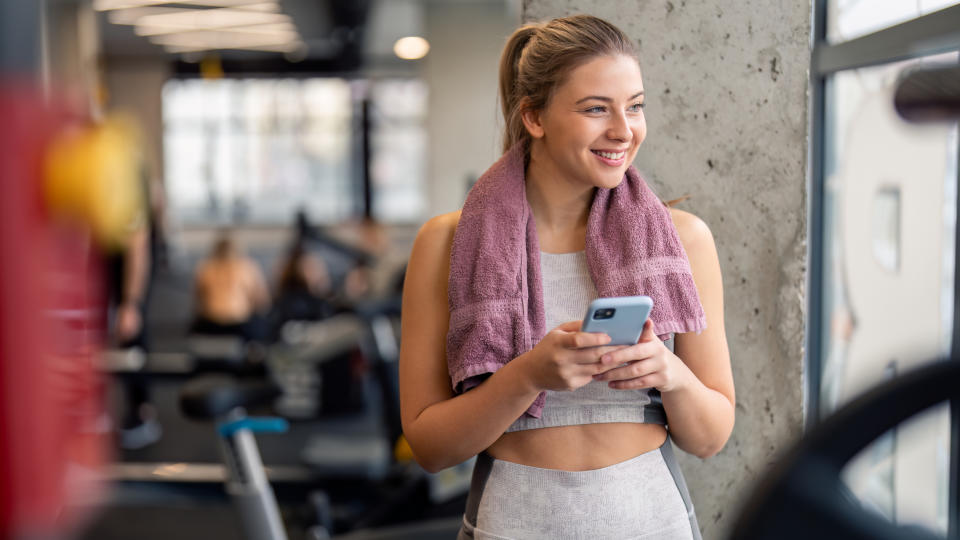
[596,170,627,189]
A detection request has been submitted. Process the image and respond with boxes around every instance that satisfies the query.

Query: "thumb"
[638,318,657,342]
[556,319,583,332]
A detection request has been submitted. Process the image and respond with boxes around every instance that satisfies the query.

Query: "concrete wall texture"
[523,1,811,537]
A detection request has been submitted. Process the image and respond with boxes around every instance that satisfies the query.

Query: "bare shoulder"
[668,207,715,254]
[407,210,462,285]
[415,210,462,251]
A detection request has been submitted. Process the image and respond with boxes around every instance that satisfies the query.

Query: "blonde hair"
[498,14,637,154]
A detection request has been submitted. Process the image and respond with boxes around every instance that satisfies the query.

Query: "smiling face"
[523,54,646,190]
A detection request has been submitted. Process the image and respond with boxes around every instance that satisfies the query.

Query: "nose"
[606,111,633,143]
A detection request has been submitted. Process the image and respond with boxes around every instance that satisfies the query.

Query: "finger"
[555,320,583,332]
[564,331,612,350]
[572,344,626,365]
[608,376,655,390]
[593,358,656,381]
[597,341,656,366]
[638,318,657,342]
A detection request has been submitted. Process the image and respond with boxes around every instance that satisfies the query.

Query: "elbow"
[676,430,732,459]
[416,457,446,475]
[691,443,724,459]
[402,429,451,474]
[408,445,452,474]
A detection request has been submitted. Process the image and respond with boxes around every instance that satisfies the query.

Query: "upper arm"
[670,208,734,407]
[399,211,460,433]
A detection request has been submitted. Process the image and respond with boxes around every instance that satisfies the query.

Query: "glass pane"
[820,51,958,534]
[369,78,428,223]
[163,78,354,225]
[827,0,960,44]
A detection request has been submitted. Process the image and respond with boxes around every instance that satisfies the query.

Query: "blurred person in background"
[192,232,271,341]
[99,124,161,450]
[272,239,335,334]
[107,216,159,449]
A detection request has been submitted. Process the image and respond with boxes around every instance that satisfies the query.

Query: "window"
[827,0,960,44]
[811,2,960,534]
[163,77,428,226]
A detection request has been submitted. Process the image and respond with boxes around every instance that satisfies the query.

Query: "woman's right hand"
[520,320,624,392]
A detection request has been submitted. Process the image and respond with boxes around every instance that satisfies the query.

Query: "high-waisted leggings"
[457,436,701,540]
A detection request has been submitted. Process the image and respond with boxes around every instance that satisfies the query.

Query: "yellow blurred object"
[44,113,145,250]
[394,434,415,463]
[200,54,224,80]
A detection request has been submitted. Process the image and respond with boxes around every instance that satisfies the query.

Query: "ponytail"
[499,24,539,153]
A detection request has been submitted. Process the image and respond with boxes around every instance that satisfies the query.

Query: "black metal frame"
[807,1,960,535]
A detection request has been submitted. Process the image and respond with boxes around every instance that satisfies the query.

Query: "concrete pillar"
[522,2,811,538]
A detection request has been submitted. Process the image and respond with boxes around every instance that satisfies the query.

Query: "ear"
[520,104,545,139]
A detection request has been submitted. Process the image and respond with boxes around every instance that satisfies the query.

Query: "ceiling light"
[107,3,279,25]
[149,30,299,51]
[108,7,189,24]
[164,41,302,54]
[95,0,275,10]
[393,36,429,60]
[133,7,288,30]
[136,21,295,37]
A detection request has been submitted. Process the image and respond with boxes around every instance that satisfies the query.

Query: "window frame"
[806,2,960,535]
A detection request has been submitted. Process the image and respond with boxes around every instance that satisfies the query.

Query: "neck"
[524,146,594,251]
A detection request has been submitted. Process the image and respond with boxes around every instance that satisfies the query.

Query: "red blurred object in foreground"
[0,82,109,539]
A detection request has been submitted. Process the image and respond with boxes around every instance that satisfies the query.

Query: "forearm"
[404,356,540,473]
[661,366,735,458]
[123,228,149,306]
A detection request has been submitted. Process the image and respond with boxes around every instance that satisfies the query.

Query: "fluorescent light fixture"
[133,7,288,30]
[108,7,190,24]
[393,36,429,60]
[136,21,295,37]
[107,2,280,25]
[95,0,274,10]
[149,30,300,51]
[164,42,302,53]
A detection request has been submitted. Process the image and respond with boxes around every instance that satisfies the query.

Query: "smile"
[591,149,627,166]
[592,150,625,160]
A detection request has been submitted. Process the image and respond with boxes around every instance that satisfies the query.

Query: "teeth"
[595,151,625,160]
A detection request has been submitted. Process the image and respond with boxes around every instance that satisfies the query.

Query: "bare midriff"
[486,422,668,471]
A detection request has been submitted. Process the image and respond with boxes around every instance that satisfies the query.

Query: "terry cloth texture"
[446,143,705,418]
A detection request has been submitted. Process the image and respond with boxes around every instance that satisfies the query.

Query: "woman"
[399,15,733,539]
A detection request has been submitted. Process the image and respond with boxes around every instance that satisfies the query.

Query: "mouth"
[591,149,627,166]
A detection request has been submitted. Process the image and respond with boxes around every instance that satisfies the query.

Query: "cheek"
[633,118,647,145]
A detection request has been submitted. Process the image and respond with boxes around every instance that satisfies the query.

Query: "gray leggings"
[458,436,701,540]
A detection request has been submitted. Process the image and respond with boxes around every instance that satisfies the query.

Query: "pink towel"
[447,143,706,418]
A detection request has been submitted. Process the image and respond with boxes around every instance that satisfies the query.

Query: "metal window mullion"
[951,66,960,534]
[814,3,960,75]
[805,0,828,432]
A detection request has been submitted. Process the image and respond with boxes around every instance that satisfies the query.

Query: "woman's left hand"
[592,319,692,392]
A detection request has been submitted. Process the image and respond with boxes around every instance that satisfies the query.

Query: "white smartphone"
[581,295,654,346]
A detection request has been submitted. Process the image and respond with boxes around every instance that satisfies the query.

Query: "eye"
[628,102,645,112]
[584,105,607,114]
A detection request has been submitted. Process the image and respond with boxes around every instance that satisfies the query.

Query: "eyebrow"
[575,91,645,105]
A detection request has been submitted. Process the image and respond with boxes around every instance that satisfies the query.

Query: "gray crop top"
[507,251,670,433]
